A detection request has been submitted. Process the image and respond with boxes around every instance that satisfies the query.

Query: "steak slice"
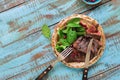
[65,34,102,63]
[73,36,92,54]
[65,48,86,62]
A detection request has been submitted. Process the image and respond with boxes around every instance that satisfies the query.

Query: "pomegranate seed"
[91,0,95,2]
[63,35,67,39]
[86,0,96,2]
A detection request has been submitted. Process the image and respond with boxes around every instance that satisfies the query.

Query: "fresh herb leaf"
[77,31,86,36]
[76,27,85,32]
[66,23,80,27]
[56,39,70,52]
[59,39,70,46]
[67,18,80,24]
[67,29,77,44]
[56,47,62,52]
[55,42,64,52]
[56,45,66,52]
[58,29,65,38]
[41,24,51,39]
[62,27,70,33]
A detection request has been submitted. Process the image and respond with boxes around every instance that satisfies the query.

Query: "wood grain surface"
[0,0,120,80]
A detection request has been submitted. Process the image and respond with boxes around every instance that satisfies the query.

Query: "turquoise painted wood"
[0,0,120,80]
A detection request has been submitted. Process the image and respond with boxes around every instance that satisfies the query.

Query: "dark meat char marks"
[93,39,102,54]
[65,48,95,62]
[73,36,91,54]
[78,36,91,54]
[65,35,102,63]
[65,48,86,62]
[86,33,101,41]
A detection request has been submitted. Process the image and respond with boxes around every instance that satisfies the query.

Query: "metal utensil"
[35,46,73,80]
[82,39,93,80]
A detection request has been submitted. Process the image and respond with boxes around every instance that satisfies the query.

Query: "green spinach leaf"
[77,31,86,36]
[76,27,85,32]
[67,29,77,44]
[41,24,51,39]
[56,39,70,52]
[62,27,70,33]
[66,23,80,27]
[58,29,64,38]
[67,18,80,24]
[59,39,70,46]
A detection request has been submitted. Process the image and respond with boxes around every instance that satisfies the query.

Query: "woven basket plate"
[51,14,105,68]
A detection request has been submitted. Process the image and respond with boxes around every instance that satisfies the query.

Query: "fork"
[35,46,73,80]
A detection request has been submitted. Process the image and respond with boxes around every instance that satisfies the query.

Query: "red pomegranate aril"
[63,35,67,39]
[89,0,95,2]
[91,0,95,2]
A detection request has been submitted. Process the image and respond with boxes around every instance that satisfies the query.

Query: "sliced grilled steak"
[65,48,86,62]
[73,35,93,53]
[65,34,102,63]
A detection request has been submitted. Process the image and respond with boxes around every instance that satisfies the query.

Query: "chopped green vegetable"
[66,23,80,27]
[59,39,70,46]
[77,31,86,36]
[62,27,70,33]
[56,42,61,52]
[56,39,70,52]
[41,24,51,39]
[76,27,85,32]
[67,29,77,44]
[56,45,67,52]
[67,18,80,24]
[58,29,64,38]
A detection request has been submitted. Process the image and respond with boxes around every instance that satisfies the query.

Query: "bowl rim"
[82,0,102,5]
[51,14,106,68]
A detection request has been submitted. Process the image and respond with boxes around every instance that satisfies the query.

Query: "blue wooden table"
[0,0,120,80]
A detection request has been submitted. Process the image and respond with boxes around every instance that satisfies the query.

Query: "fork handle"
[82,68,89,80]
[35,65,53,80]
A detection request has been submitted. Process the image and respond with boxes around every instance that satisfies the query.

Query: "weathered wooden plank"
[0,0,110,47]
[0,31,56,79]
[89,64,120,80]
[0,0,26,12]
[0,0,120,80]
